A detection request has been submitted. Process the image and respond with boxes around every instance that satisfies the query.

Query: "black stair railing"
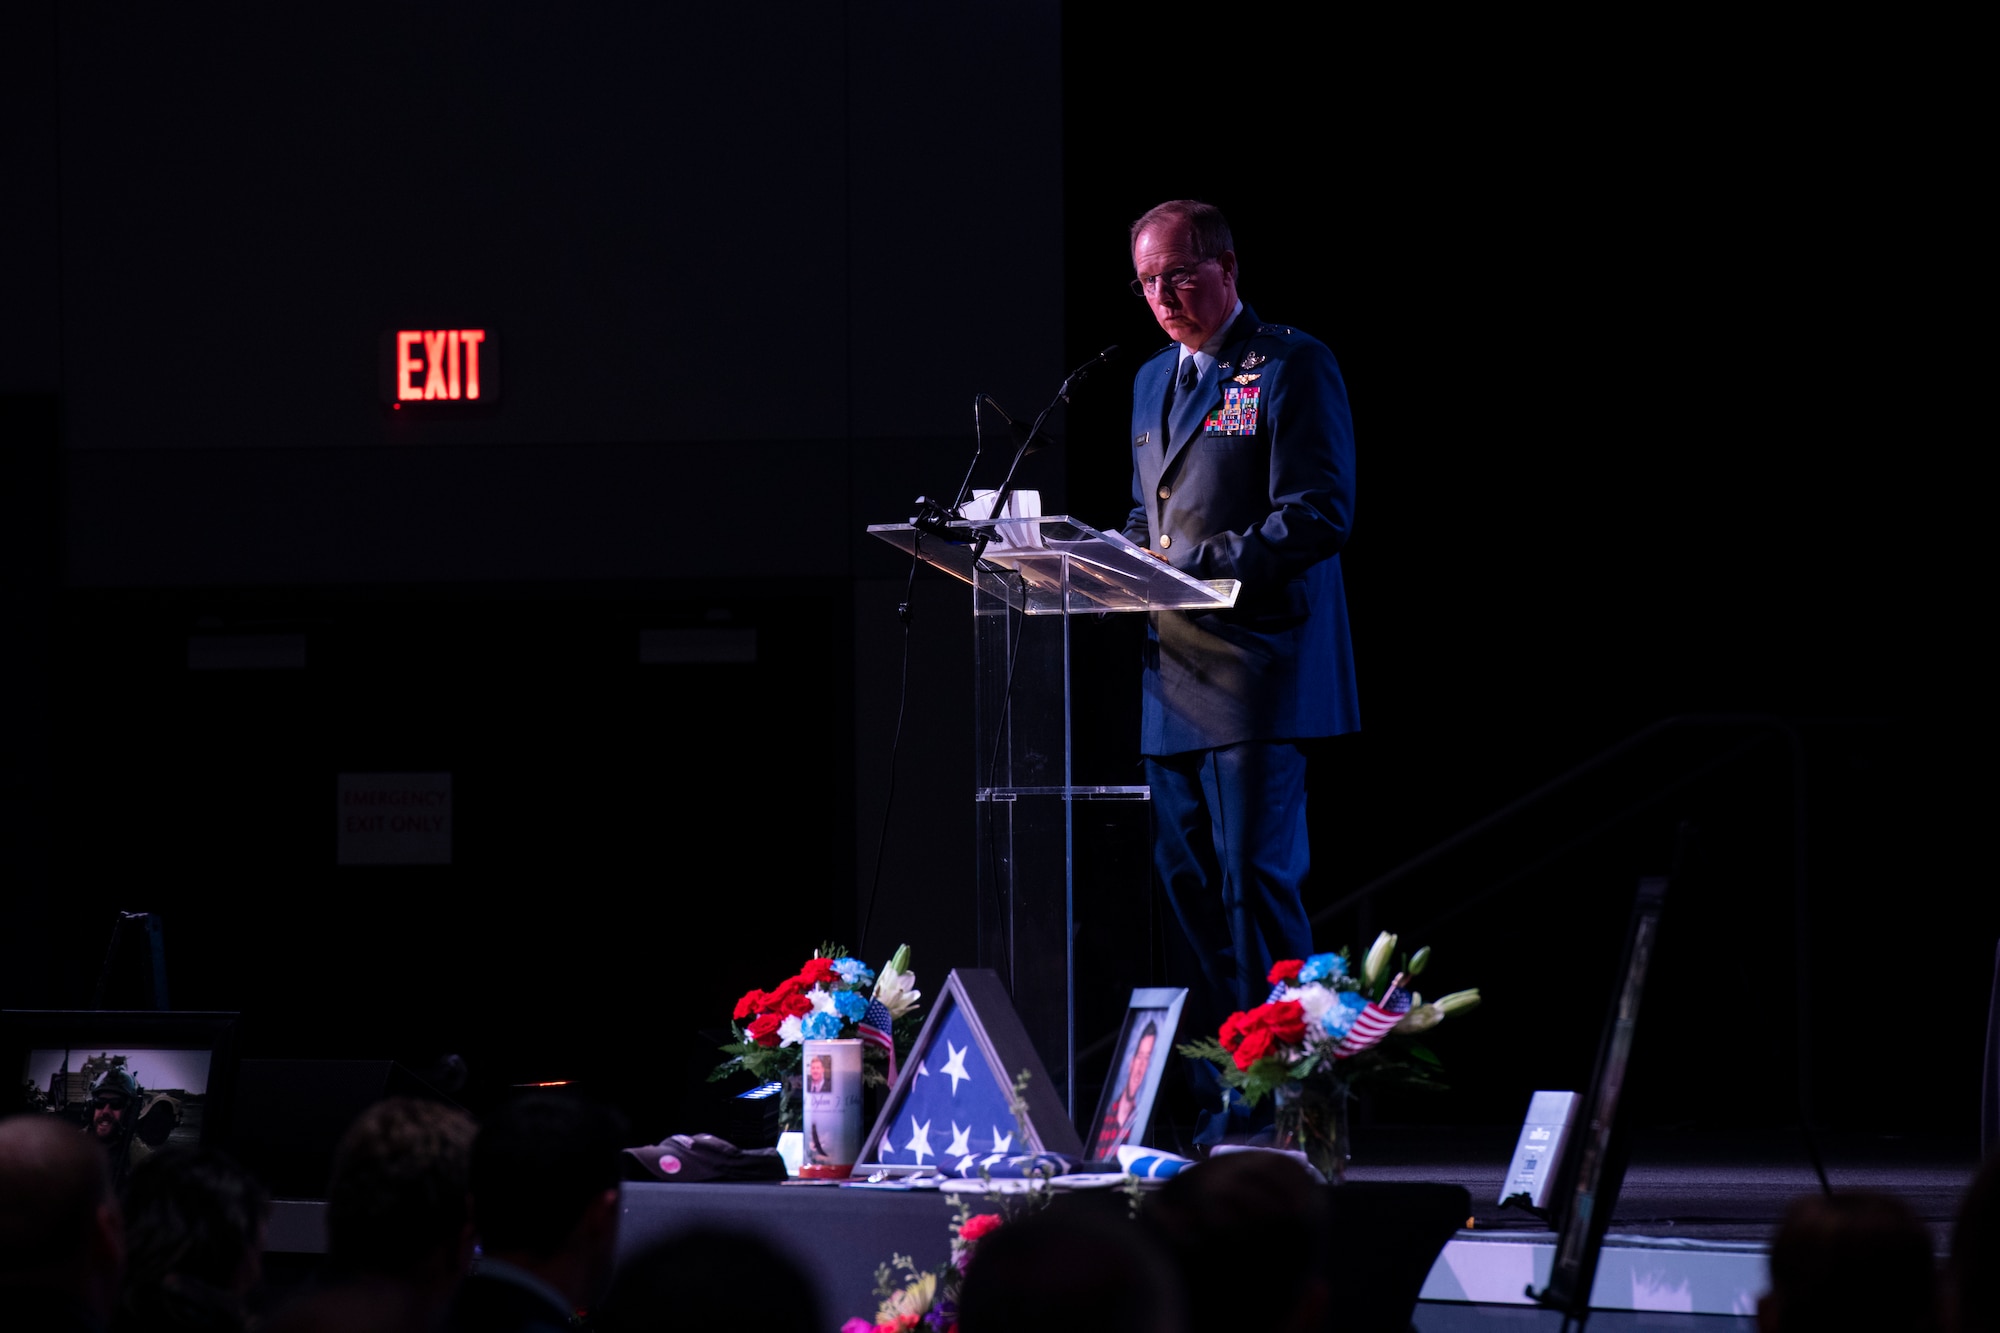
[1313,713,1812,1130]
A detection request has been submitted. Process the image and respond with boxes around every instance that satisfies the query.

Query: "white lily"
[1390,1004,1440,1035]
[874,964,921,1018]
[1436,988,1481,1014]
[1389,988,1480,1036]
[1361,931,1398,993]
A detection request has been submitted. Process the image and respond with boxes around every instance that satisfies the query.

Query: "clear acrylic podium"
[867,514,1238,1114]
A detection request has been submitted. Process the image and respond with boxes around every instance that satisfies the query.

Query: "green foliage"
[1180,1032,1449,1107]
[708,1022,803,1084]
[871,1252,925,1303]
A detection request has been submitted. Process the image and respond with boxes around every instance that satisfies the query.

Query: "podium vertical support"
[972,562,1079,1115]
[868,515,1239,1124]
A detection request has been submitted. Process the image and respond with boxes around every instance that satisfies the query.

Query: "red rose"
[1268,959,1304,985]
[778,991,814,1019]
[1233,1026,1275,1070]
[768,975,805,1001]
[798,958,839,987]
[1219,1000,1306,1071]
[1257,999,1307,1046]
[733,988,769,1022]
[745,1012,785,1048]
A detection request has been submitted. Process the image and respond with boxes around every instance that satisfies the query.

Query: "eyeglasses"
[1129,258,1213,299]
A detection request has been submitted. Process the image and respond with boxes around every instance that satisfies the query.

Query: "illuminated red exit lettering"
[396,329,486,401]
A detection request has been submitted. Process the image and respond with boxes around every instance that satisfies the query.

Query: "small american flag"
[1332,974,1414,1060]
[859,998,897,1082]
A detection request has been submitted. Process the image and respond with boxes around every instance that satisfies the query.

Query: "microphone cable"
[857,535,925,963]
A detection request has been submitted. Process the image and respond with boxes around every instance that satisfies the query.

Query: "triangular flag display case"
[857,969,1083,1175]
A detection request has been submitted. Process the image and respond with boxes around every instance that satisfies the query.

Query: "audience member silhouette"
[111,1146,270,1333]
[446,1090,629,1333]
[1145,1150,1329,1333]
[1759,1190,1940,1333]
[958,1195,1186,1333]
[263,1096,478,1333]
[0,1113,126,1333]
[1947,1152,2000,1333]
[595,1229,821,1333]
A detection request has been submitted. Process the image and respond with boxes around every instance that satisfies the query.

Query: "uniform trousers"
[1146,739,1314,1137]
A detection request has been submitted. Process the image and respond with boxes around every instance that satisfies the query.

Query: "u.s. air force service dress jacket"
[1123,304,1360,757]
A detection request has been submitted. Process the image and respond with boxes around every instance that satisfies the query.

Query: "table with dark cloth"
[615,1180,994,1325]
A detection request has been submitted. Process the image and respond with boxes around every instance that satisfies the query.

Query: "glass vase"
[1273,1076,1350,1183]
[779,1070,804,1133]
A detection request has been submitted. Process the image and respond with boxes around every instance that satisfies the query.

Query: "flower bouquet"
[709,943,923,1130]
[1177,931,1480,1181]
[842,1201,1010,1332]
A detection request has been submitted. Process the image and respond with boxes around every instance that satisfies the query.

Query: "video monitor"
[3,1010,240,1157]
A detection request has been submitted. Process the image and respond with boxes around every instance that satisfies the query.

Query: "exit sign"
[379,328,500,408]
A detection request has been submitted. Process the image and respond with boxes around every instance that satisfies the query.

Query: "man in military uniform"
[1122,199,1359,1139]
[81,1066,162,1192]
[79,1064,179,1184]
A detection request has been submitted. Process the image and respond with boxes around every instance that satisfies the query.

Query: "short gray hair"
[1129,200,1235,264]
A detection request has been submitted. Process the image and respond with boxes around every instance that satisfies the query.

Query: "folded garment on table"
[622,1133,787,1183]
[1117,1145,1196,1179]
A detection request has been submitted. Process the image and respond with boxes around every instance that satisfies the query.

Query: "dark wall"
[1,2,1064,1136]
[3,3,1975,1141]
[1059,8,1975,1132]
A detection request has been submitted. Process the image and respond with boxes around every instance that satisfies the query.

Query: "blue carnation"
[1298,952,1347,984]
[833,989,870,1021]
[1321,990,1368,1039]
[801,1011,844,1041]
[833,958,876,986]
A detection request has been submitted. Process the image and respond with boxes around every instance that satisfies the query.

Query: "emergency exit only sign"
[337,773,452,865]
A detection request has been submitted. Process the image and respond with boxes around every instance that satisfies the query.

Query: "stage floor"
[1349,1126,1981,1327]
[1347,1125,1978,1243]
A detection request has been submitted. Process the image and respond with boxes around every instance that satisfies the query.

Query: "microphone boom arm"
[969,346,1117,563]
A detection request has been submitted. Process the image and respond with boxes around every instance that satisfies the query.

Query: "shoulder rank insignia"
[1240,350,1268,371]
[1232,372,1260,385]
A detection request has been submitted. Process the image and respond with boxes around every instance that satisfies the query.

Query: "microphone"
[1059,346,1119,402]
[980,395,1059,456]
[969,345,1121,562]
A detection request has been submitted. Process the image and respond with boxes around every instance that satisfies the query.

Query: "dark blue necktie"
[1166,355,1200,443]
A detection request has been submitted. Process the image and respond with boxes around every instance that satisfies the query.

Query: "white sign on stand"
[1500,1089,1579,1210]
[337,773,452,865]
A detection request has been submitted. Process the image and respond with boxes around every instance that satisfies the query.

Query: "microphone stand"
[909,395,993,542]
[968,347,1117,565]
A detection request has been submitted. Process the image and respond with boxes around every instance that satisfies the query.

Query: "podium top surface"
[867,516,1239,615]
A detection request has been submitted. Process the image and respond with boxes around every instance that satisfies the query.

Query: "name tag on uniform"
[1203,385,1260,436]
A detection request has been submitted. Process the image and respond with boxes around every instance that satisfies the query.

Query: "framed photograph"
[856,969,1083,1176]
[1084,987,1186,1161]
[2,1010,240,1183]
